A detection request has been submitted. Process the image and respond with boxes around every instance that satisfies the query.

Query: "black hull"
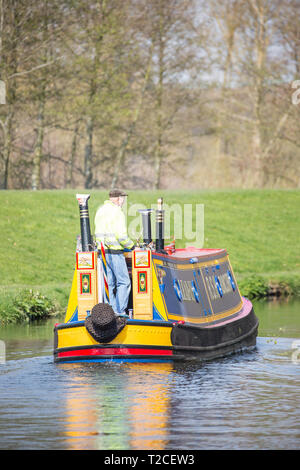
[171,307,259,361]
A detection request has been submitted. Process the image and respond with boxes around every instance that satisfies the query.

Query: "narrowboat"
[53,195,258,363]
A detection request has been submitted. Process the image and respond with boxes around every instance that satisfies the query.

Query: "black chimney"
[155,197,165,252]
[138,209,153,245]
[76,194,93,252]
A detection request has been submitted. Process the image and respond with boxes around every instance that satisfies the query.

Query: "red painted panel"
[58,347,173,358]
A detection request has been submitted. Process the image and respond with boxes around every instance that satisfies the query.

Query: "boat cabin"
[64,197,243,327]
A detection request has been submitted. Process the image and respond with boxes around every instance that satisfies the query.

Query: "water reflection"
[60,363,173,450]
[0,299,299,450]
[254,298,300,338]
[59,365,100,450]
[54,339,300,451]
[126,363,172,450]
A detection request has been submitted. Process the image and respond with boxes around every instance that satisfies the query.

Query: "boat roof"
[163,247,227,260]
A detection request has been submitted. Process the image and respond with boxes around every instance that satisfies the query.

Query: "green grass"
[0,189,299,320]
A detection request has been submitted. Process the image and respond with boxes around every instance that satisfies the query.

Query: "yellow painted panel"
[152,262,168,321]
[77,251,98,321]
[64,268,78,323]
[57,323,172,349]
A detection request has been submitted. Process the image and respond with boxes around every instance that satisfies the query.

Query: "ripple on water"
[0,337,299,450]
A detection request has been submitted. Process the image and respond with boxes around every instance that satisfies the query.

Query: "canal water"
[0,299,299,450]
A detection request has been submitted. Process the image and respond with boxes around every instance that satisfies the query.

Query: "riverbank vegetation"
[0,289,62,325]
[0,189,299,324]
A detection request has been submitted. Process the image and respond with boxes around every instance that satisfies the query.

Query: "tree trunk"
[251,0,267,187]
[67,121,80,188]
[84,115,93,189]
[153,9,164,190]
[1,109,12,189]
[0,0,3,65]
[111,46,153,189]
[83,6,103,190]
[1,0,19,189]
[31,82,46,191]
[111,123,134,190]
[215,24,235,185]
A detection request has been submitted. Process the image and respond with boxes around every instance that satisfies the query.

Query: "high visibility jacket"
[94,200,134,252]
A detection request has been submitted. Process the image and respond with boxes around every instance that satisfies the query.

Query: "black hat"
[109,189,128,198]
[85,303,126,343]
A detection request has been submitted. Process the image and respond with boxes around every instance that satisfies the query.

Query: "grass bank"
[0,189,299,323]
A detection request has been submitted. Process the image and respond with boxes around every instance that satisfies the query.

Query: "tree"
[63,0,135,189]
[0,0,21,189]
[129,0,198,190]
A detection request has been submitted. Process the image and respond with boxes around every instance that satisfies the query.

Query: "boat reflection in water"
[60,363,172,450]
[126,363,172,450]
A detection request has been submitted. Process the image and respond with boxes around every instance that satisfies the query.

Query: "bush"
[0,289,62,324]
[239,276,268,300]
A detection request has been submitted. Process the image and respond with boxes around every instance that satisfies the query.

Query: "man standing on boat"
[94,189,134,315]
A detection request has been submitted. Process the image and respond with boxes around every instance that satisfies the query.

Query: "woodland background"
[0,0,299,191]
